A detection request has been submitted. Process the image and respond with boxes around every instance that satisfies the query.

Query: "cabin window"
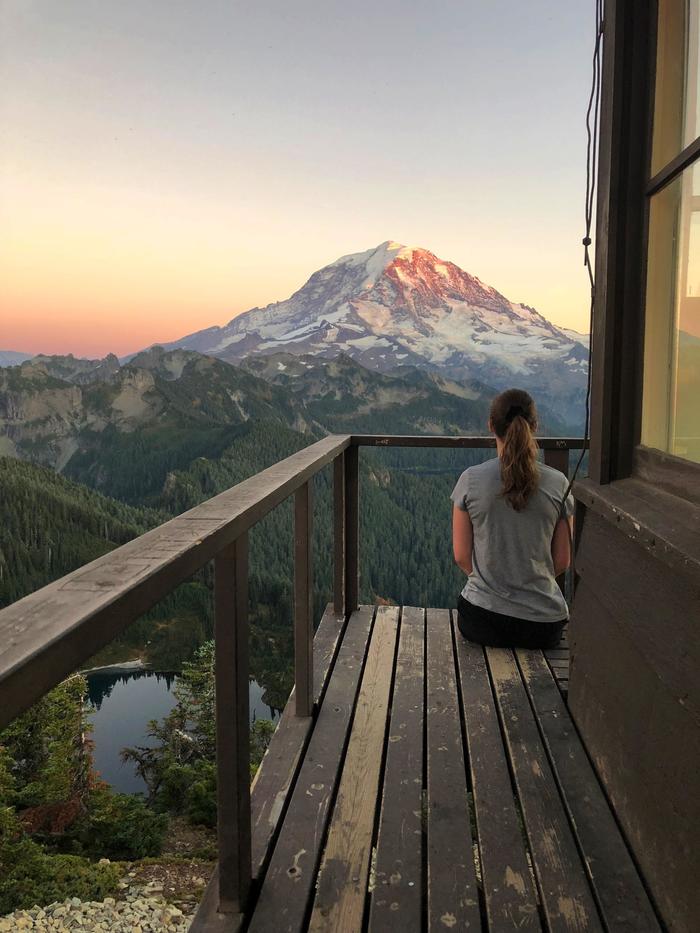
[642,0,700,463]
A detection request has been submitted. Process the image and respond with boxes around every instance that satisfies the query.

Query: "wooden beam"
[192,605,347,933]
[248,607,375,933]
[352,435,586,449]
[487,647,603,932]
[294,481,313,717]
[518,649,662,932]
[588,0,655,483]
[544,447,570,477]
[452,622,541,931]
[0,432,351,730]
[426,608,481,930]
[344,444,359,614]
[333,453,345,614]
[309,606,399,931]
[369,606,425,932]
[214,533,251,915]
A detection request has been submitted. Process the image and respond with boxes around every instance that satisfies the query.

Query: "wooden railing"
[0,433,585,921]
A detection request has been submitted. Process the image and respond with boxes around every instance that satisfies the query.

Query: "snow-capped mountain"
[152,242,589,422]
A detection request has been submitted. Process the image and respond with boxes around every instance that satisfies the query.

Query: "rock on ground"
[0,895,194,931]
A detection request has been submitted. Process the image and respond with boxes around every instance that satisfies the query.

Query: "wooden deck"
[196,604,662,933]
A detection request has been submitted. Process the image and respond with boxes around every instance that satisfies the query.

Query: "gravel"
[0,893,194,931]
[0,872,203,933]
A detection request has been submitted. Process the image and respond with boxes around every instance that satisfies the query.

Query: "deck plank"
[517,650,662,933]
[426,608,481,931]
[486,647,603,933]
[191,604,347,933]
[368,606,425,932]
[247,606,375,933]
[309,606,400,931]
[250,604,347,876]
[452,616,541,932]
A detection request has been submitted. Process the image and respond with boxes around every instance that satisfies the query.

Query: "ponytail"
[489,389,539,511]
[500,414,539,511]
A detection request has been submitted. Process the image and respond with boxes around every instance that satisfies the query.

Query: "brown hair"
[489,388,539,511]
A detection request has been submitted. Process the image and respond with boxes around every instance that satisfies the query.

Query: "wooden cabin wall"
[569,508,700,933]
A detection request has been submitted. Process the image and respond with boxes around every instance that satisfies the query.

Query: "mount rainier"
[146,241,589,423]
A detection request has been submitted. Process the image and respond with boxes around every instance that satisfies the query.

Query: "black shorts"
[456,594,566,649]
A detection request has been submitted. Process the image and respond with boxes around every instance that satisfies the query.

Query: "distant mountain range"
[0,344,574,500]
[141,241,589,421]
[2,242,590,428]
[0,350,34,367]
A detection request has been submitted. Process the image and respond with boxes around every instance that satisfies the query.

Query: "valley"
[0,241,586,813]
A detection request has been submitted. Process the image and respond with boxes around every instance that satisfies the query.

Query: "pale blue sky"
[1,0,595,355]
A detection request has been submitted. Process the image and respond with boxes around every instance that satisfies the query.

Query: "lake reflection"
[86,670,280,794]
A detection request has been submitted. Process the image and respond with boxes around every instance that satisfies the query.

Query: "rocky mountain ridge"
[151,241,588,421]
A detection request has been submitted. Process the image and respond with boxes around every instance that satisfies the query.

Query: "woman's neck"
[495,436,504,457]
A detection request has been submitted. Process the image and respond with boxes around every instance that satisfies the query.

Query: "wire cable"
[560,0,603,603]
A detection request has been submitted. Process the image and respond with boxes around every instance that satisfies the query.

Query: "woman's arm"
[452,504,473,575]
[551,515,575,576]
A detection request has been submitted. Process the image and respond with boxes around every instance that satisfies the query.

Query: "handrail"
[0,432,351,728]
[0,431,586,921]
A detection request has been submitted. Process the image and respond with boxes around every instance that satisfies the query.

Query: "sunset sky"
[1,1,594,358]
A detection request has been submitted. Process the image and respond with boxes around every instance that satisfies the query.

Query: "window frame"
[641,0,700,475]
[589,0,700,504]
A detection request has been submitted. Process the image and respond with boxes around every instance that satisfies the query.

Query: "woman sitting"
[451,388,574,649]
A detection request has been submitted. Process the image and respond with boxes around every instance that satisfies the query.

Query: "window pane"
[642,162,700,463]
[651,0,700,174]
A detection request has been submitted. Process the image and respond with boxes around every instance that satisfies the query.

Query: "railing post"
[344,444,359,615]
[214,532,251,915]
[294,481,313,717]
[333,453,346,614]
[543,446,573,601]
[543,446,570,477]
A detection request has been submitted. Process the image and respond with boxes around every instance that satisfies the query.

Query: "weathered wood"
[425,608,481,931]
[333,454,346,614]
[344,444,360,614]
[518,650,662,933]
[486,647,603,932]
[634,444,700,506]
[352,435,586,450]
[294,481,313,717]
[248,607,375,933]
[189,872,242,933]
[570,511,700,932]
[452,620,541,931]
[309,606,399,931]
[369,606,425,932]
[544,447,570,477]
[193,605,347,933]
[572,510,700,715]
[215,534,251,914]
[588,0,654,483]
[250,605,346,876]
[0,432,351,729]
[544,649,569,661]
[574,476,700,583]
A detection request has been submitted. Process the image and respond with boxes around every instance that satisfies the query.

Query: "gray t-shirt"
[450,457,574,622]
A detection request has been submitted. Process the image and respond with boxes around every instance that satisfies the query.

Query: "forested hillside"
[1,347,578,703]
[0,420,478,705]
[0,457,163,607]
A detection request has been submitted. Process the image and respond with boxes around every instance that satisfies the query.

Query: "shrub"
[0,809,120,914]
[68,787,167,860]
[183,762,216,828]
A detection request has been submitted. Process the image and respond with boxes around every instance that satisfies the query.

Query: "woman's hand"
[452,504,474,575]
